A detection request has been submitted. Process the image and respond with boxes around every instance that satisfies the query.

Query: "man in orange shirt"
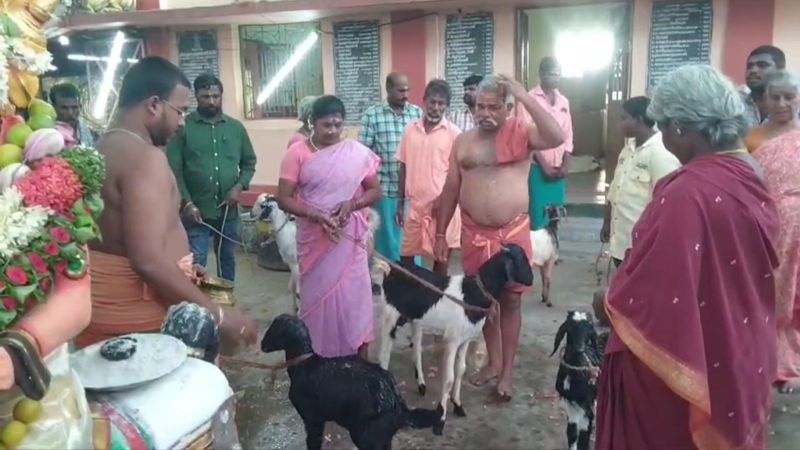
[396,79,461,275]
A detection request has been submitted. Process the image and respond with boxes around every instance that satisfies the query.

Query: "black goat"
[261,314,445,450]
[551,311,602,450]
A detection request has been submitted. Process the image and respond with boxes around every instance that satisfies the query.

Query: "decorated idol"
[0,0,239,448]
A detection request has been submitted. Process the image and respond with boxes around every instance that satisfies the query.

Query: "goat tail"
[404,404,445,434]
[366,208,381,235]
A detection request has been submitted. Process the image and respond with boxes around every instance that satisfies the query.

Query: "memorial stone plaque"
[647,1,713,92]
[333,21,381,124]
[445,13,494,105]
[177,30,220,110]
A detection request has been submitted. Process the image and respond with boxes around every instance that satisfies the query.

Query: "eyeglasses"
[159,98,187,118]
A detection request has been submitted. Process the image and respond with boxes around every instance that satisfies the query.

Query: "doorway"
[517,2,631,205]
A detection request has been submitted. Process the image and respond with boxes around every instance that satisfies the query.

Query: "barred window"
[239,23,324,119]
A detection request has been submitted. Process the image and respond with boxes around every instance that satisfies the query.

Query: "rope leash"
[559,348,601,383]
[338,232,501,318]
[219,353,313,381]
[200,211,501,318]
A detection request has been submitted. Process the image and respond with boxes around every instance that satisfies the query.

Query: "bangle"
[13,325,42,357]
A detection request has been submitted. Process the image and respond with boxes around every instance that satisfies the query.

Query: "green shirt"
[167,112,257,220]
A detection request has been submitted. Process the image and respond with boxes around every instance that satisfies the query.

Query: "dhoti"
[76,251,194,348]
[460,212,533,293]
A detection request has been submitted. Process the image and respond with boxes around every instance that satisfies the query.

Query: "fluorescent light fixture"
[92,31,126,120]
[58,35,69,46]
[68,54,139,63]
[256,31,318,105]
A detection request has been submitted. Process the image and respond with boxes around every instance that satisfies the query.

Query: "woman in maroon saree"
[595,65,779,449]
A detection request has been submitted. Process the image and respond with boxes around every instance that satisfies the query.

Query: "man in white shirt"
[602,96,681,265]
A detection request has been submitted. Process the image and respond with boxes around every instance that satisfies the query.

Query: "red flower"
[5,267,28,286]
[1,298,15,311]
[38,278,51,292]
[15,159,84,215]
[49,227,70,244]
[43,243,60,256]
[27,253,47,274]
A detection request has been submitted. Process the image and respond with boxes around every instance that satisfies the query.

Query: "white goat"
[372,245,534,420]
[530,205,566,307]
[252,195,382,313]
[252,193,300,312]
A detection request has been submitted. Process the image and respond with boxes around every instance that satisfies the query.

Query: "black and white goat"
[551,311,603,450]
[530,205,566,307]
[253,194,300,311]
[261,314,445,450]
[372,244,534,419]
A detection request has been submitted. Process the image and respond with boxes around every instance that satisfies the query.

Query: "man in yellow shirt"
[602,96,681,266]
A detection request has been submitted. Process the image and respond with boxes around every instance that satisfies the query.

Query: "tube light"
[68,54,139,63]
[256,31,318,105]
[92,31,126,120]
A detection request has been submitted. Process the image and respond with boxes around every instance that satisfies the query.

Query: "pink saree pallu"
[754,130,800,384]
[293,139,379,358]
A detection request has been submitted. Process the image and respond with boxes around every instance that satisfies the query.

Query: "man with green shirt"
[167,74,257,282]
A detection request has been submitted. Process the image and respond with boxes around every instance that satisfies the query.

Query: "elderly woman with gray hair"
[746,70,800,393]
[594,65,779,450]
[287,95,319,148]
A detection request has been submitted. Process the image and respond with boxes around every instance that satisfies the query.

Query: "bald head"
[386,72,410,109]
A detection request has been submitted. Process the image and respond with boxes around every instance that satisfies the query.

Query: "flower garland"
[0,146,105,329]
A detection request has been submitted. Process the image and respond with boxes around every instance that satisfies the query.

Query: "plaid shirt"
[447,106,475,132]
[358,102,423,197]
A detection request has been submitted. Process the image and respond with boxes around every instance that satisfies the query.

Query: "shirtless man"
[435,75,564,400]
[77,57,257,349]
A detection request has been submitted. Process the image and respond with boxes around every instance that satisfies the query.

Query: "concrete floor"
[216,210,800,449]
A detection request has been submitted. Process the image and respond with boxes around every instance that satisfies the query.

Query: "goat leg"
[450,341,469,417]
[566,421,578,450]
[411,323,426,396]
[302,419,325,450]
[541,262,554,307]
[577,408,594,450]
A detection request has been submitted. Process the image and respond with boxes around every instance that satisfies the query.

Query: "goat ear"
[550,322,567,357]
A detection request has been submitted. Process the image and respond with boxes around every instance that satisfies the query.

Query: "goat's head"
[251,193,270,219]
[370,258,391,285]
[261,314,313,357]
[543,205,567,231]
[480,244,534,291]
[551,311,598,359]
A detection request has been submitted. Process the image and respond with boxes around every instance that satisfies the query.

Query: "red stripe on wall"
[390,11,428,107]
[722,0,775,86]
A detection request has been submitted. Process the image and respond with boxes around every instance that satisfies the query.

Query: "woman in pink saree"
[752,70,800,392]
[277,95,382,358]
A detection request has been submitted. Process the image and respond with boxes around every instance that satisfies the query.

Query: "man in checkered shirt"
[447,74,483,132]
[359,72,423,261]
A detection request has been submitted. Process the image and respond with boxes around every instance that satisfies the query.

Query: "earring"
[676,128,683,136]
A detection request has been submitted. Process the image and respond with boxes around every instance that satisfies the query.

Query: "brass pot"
[200,277,236,307]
